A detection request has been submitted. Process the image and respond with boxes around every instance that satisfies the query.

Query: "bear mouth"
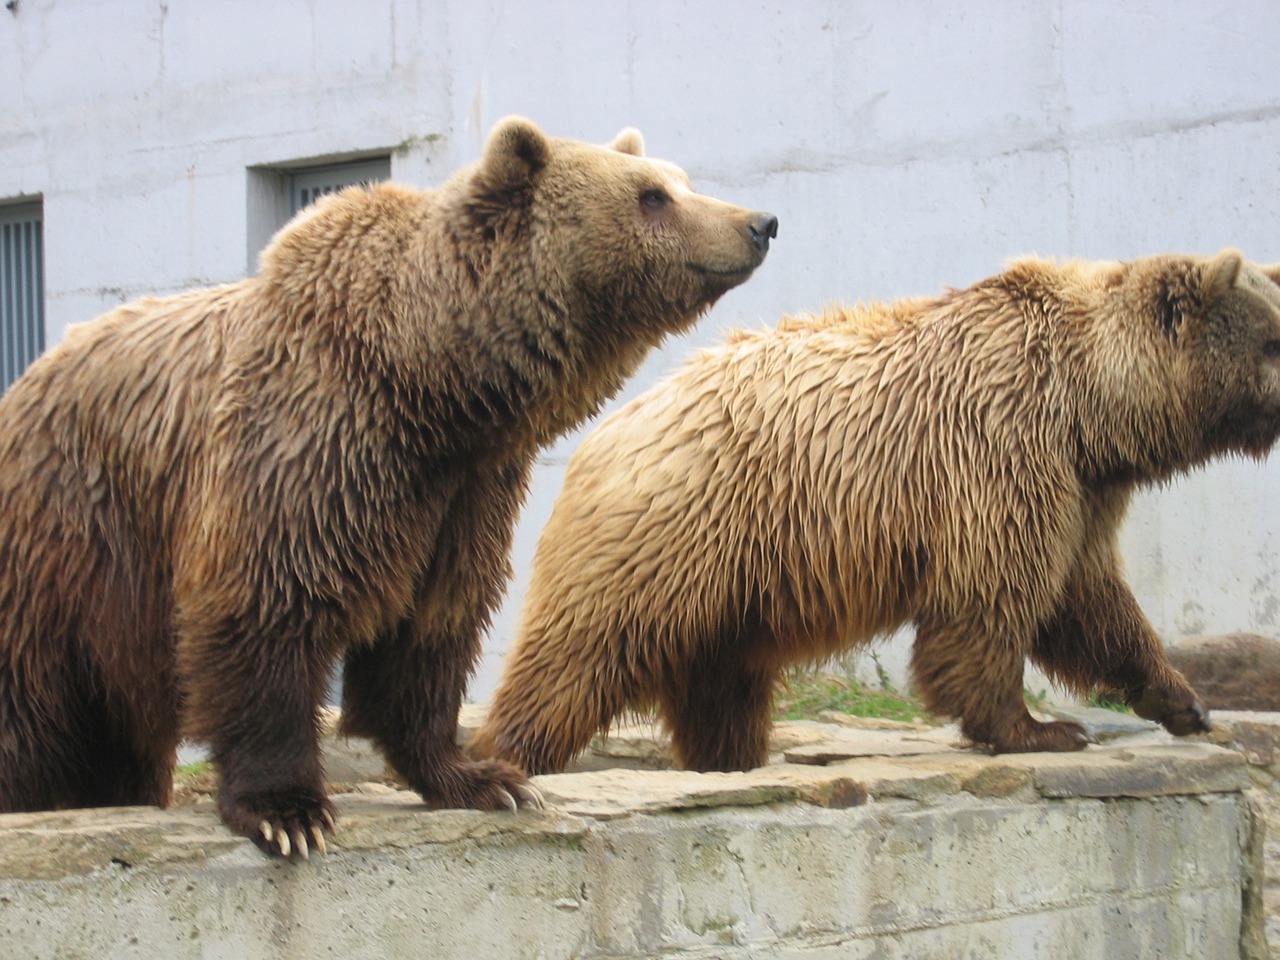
[687,261,761,280]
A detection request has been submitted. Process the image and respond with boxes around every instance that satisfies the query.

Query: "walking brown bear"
[472,251,1280,774]
[0,116,776,856]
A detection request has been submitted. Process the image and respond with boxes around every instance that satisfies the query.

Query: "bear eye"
[1264,340,1280,359]
[639,188,671,211]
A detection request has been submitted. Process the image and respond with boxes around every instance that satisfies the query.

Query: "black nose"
[748,213,778,255]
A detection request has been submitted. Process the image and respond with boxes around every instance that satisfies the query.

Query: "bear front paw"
[421,758,545,812]
[218,788,337,860]
[1129,683,1212,737]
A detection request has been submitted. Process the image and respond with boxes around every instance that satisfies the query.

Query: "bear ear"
[1256,262,1280,289]
[608,127,645,157]
[479,116,551,193]
[1202,248,1245,301]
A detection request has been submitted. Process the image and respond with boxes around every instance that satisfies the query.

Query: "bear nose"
[748,213,778,255]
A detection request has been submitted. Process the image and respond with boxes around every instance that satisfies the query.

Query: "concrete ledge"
[0,735,1261,959]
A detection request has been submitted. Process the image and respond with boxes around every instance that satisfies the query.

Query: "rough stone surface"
[783,727,968,764]
[1045,703,1162,740]
[0,722,1263,960]
[1209,711,1280,957]
[193,705,1280,957]
[534,766,869,819]
[1170,632,1280,712]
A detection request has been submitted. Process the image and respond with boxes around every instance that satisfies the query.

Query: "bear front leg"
[179,616,336,859]
[341,621,541,811]
[912,612,1092,753]
[1031,572,1210,737]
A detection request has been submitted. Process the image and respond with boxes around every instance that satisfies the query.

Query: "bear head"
[1079,249,1280,477]
[1182,252,1280,463]
[466,116,777,345]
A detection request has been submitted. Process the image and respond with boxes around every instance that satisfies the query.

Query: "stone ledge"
[0,725,1263,959]
[0,737,1249,870]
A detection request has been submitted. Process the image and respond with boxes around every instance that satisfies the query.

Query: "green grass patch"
[1085,690,1132,713]
[775,670,925,723]
[175,759,212,779]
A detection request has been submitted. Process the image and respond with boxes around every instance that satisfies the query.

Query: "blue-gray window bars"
[287,158,390,217]
[0,201,44,393]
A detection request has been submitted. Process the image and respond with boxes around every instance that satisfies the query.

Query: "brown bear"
[471,250,1280,774]
[0,116,776,856]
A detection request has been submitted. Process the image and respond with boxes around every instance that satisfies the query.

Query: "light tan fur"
[473,251,1280,772]
[0,117,775,855]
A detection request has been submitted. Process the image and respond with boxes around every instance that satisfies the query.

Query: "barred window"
[247,155,391,274]
[286,157,391,217]
[0,200,44,393]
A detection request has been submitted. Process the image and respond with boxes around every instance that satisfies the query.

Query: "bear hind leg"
[0,688,80,812]
[77,723,177,809]
[658,628,778,772]
[0,675,174,812]
[912,613,1091,753]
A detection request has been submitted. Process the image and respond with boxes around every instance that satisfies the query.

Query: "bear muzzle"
[684,209,777,291]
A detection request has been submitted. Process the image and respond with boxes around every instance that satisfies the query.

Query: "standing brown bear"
[0,117,776,856]
[472,251,1280,774]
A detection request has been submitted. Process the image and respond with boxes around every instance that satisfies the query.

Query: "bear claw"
[310,825,328,857]
[222,790,337,860]
[257,818,331,860]
[514,783,545,810]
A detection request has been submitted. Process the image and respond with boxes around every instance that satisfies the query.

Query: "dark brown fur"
[472,251,1280,773]
[0,117,775,855]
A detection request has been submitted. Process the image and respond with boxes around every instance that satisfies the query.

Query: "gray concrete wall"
[0,736,1260,959]
[3,2,1280,694]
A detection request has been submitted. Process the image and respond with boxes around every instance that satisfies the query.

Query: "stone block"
[0,739,1256,959]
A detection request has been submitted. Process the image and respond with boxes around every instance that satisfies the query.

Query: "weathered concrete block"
[0,739,1259,959]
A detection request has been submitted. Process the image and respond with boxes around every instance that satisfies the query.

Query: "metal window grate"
[287,158,391,217]
[0,201,44,393]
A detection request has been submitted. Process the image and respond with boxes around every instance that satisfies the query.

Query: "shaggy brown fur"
[472,251,1280,773]
[0,116,775,856]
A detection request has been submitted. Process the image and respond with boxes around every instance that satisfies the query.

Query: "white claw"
[515,783,545,810]
[321,809,337,834]
[260,821,274,844]
[496,788,518,813]
[277,829,291,859]
[294,829,309,861]
[310,825,328,857]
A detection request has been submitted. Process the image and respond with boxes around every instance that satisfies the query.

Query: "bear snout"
[749,213,778,256]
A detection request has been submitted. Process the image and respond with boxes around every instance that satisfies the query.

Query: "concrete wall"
[3,1,1280,694]
[0,736,1261,959]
